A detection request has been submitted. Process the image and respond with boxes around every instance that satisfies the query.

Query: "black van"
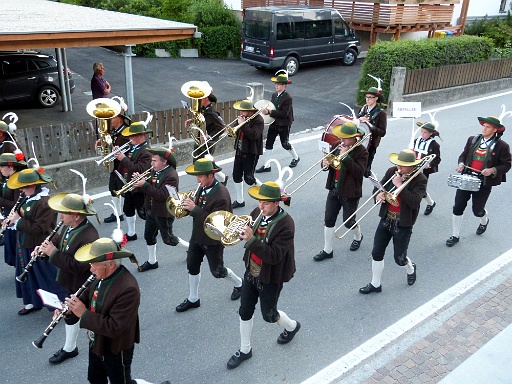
[241,6,360,76]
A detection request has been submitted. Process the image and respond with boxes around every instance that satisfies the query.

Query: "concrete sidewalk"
[338,258,512,384]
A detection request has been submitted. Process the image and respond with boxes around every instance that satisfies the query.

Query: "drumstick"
[464,165,482,173]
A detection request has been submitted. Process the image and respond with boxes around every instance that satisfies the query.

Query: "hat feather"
[498,104,512,123]
[104,200,124,243]
[339,102,360,127]
[69,169,90,205]
[246,85,254,103]
[141,111,153,127]
[3,112,18,132]
[111,96,128,112]
[367,74,383,92]
[264,158,294,189]
[167,133,178,153]
[27,142,40,169]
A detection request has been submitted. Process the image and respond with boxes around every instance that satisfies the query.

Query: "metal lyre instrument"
[0,192,25,242]
[166,183,201,219]
[204,210,264,246]
[113,168,153,197]
[254,99,276,125]
[181,81,212,146]
[16,221,64,283]
[283,133,371,196]
[87,97,122,172]
[334,154,436,240]
[32,273,96,349]
[95,142,131,166]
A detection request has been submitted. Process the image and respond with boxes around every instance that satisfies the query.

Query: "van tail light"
[270,47,274,58]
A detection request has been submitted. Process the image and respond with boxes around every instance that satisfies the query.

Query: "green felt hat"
[75,238,134,263]
[478,116,505,132]
[233,99,257,111]
[7,168,52,189]
[147,147,177,168]
[48,193,97,216]
[332,122,361,139]
[388,149,422,167]
[0,152,27,168]
[121,121,152,137]
[248,181,283,202]
[271,70,292,84]
[185,158,221,175]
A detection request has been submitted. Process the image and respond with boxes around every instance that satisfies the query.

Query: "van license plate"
[244,46,254,53]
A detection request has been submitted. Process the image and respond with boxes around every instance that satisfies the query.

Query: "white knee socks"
[240,317,253,354]
[452,214,463,237]
[371,260,384,288]
[188,273,201,303]
[226,267,242,288]
[480,209,489,225]
[261,149,273,168]
[126,215,136,236]
[424,193,434,206]
[404,257,415,275]
[115,196,123,216]
[324,226,335,253]
[235,182,244,203]
[216,171,227,183]
[63,322,80,352]
[277,309,297,331]
[147,245,157,264]
[288,146,299,160]
[352,224,362,241]
[177,237,189,248]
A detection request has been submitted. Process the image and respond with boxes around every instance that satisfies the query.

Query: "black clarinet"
[33,273,96,349]
[0,193,25,242]
[16,221,64,283]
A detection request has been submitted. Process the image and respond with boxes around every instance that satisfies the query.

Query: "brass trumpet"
[283,133,371,196]
[113,168,153,197]
[204,210,263,246]
[166,183,202,218]
[334,154,436,240]
[95,142,131,166]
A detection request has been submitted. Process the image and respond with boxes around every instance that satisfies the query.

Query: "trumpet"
[283,133,371,196]
[16,221,64,283]
[113,168,153,197]
[334,154,436,240]
[0,193,25,242]
[166,183,201,218]
[95,142,131,166]
[204,210,263,246]
[32,273,96,349]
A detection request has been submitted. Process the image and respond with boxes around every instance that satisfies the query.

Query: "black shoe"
[232,201,245,209]
[289,158,300,168]
[255,166,271,173]
[104,213,124,223]
[230,286,242,300]
[359,283,382,294]
[126,234,137,241]
[138,261,159,272]
[446,236,459,247]
[476,219,489,235]
[227,349,252,369]
[49,347,78,364]
[313,250,333,261]
[221,175,229,186]
[408,263,417,286]
[18,306,42,315]
[176,298,200,313]
[364,168,371,178]
[350,235,363,251]
[277,321,301,345]
[424,202,436,215]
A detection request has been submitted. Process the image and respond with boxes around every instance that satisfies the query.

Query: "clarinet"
[32,273,96,349]
[16,221,64,283]
[0,193,25,242]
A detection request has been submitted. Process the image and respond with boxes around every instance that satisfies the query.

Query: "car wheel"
[341,48,357,66]
[284,56,299,76]
[37,85,59,108]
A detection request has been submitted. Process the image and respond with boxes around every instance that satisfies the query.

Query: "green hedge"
[356,35,494,105]
[196,26,241,59]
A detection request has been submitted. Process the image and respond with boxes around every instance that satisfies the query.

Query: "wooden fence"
[404,58,512,95]
[15,101,239,166]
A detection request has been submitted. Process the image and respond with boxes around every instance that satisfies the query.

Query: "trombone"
[113,168,153,196]
[334,154,436,240]
[283,133,371,196]
[95,142,131,166]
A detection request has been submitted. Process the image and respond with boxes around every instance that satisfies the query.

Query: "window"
[35,60,52,69]
[334,18,349,37]
[245,20,270,40]
[2,59,28,75]
[277,22,305,40]
[499,0,508,12]
[304,20,332,39]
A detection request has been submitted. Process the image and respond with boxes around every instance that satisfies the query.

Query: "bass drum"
[321,114,371,148]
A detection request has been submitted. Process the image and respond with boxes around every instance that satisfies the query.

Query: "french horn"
[204,210,262,246]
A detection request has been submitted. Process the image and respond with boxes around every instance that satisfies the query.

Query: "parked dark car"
[0,52,75,108]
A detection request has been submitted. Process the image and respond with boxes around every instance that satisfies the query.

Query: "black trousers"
[265,124,292,150]
[371,218,413,266]
[87,345,135,384]
[324,189,359,228]
[233,152,259,185]
[239,270,282,323]
[452,185,492,217]
[186,241,227,278]
[144,212,178,246]
[123,191,145,217]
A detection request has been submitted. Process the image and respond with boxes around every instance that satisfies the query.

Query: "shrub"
[356,35,494,105]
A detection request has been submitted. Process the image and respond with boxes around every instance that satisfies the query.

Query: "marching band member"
[0,151,27,266]
[232,99,264,208]
[357,75,387,178]
[412,116,441,215]
[256,69,300,172]
[314,122,368,261]
[359,149,426,294]
[176,158,243,313]
[227,181,299,369]
[446,113,511,247]
[38,171,99,364]
[131,146,189,272]
[114,117,152,241]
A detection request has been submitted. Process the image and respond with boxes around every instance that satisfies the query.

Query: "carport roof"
[1,0,198,50]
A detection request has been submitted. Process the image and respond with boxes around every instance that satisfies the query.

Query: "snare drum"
[447,174,481,192]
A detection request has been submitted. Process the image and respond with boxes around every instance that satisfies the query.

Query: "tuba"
[87,98,122,172]
[204,210,263,246]
[181,81,212,146]
[166,183,201,219]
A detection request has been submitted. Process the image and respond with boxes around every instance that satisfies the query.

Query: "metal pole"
[123,45,136,113]
[55,48,69,111]
[61,48,73,111]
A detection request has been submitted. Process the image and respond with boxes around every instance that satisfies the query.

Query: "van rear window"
[245,20,270,40]
[277,22,305,40]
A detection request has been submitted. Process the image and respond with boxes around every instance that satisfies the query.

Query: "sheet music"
[36,289,63,309]
[368,175,385,191]
[165,185,179,200]
[318,140,330,154]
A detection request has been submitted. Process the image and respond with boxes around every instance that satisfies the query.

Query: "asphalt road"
[1,48,512,384]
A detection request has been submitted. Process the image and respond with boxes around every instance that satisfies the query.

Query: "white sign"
[393,102,422,118]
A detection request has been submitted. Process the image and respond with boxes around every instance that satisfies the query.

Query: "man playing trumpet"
[359,149,426,294]
[314,122,368,262]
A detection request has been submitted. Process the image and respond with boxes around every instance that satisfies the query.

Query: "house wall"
[453,0,510,24]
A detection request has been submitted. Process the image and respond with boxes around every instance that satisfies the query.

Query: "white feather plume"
[367,74,383,91]
[339,102,360,127]
[142,111,153,127]
[69,169,91,205]
[111,96,128,112]
[246,85,254,102]
[167,133,179,152]
[498,104,512,123]
[27,142,40,169]
[264,158,294,189]
[3,112,18,132]
[104,201,124,243]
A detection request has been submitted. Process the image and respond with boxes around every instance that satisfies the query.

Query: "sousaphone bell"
[181,81,212,146]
